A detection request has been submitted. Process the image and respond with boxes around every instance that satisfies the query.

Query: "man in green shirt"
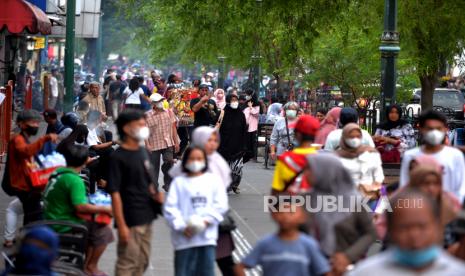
[43,145,113,276]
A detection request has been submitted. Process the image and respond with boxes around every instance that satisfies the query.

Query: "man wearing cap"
[190,84,219,128]
[83,82,107,119]
[3,110,58,224]
[271,115,320,194]
[145,93,180,191]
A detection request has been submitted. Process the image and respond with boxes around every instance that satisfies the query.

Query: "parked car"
[406,88,465,120]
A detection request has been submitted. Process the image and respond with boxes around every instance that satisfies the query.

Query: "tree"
[305,0,416,107]
[119,0,348,94]
[399,0,465,110]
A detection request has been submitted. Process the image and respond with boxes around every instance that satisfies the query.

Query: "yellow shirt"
[271,147,317,192]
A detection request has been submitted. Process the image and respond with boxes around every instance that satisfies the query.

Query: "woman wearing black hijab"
[218,94,248,193]
[373,104,416,163]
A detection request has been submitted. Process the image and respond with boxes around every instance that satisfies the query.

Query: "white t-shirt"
[123,87,145,104]
[400,146,465,203]
[324,128,375,151]
[86,127,101,147]
[164,173,228,251]
[348,250,465,276]
[340,151,384,186]
[50,76,58,97]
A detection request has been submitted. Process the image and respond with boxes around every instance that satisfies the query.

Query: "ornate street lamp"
[217,56,226,89]
[379,0,400,121]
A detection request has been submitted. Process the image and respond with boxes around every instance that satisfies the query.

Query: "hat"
[43,109,57,118]
[295,115,320,136]
[149,93,165,103]
[199,84,209,89]
[17,109,42,123]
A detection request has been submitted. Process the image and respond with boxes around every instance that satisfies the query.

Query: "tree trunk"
[420,73,437,111]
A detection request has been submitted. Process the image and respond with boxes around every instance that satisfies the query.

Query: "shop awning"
[0,0,52,35]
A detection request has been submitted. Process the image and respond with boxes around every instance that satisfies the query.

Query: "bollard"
[0,85,13,154]
[25,75,33,110]
[43,74,49,110]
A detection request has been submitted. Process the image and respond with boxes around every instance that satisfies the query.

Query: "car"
[406,88,465,120]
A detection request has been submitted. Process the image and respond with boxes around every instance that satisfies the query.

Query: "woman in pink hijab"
[315,107,342,145]
[213,89,226,110]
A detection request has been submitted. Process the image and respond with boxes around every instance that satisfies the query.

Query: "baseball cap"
[149,93,165,103]
[43,108,57,118]
[295,115,320,136]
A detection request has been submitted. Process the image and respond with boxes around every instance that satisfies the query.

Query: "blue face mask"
[393,245,440,268]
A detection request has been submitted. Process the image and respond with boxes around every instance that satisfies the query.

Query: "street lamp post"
[64,0,76,112]
[253,0,263,96]
[217,56,226,90]
[379,0,400,121]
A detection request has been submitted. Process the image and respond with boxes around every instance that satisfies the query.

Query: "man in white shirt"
[324,107,374,150]
[400,110,465,203]
[349,189,465,276]
[49,69,59,109]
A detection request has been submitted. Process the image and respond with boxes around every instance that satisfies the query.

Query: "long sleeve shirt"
[164,173,228,250]
[8,134,50,192]
[244,106,260,132]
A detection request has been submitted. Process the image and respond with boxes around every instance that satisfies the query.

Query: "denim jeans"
[174,246,215,276]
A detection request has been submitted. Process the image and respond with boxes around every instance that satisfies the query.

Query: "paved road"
[0,155,275,275]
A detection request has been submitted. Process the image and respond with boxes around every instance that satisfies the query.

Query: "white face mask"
[423,129,445,146]
[185,161,206,173]
[230,102,239,109]
[155,102,164,109]
[286,110,297,118]
[135,126,150,141]
[345,137,362,149]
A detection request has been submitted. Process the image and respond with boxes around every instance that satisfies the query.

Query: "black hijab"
[218,95,247,160]
[378,104,408,130]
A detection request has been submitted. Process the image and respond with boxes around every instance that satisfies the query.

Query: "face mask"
[155,102,164,109]
[230,102,239,109]
[185,161,206,173]
[345,138,362,148]
[423,129,445,146]
[25,126,39,136]
[245,95,252,101]
[393,245,440,268]
[217,94,224,99]
[286,110,297,118]
[134,126,150,141]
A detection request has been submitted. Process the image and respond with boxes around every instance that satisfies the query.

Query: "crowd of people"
[3,70,465,276]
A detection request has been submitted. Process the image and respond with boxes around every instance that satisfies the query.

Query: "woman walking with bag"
[218,94,248,194]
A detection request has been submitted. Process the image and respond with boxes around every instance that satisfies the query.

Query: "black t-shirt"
[109,80,125,100]
[106,147,156,227]
[190,98,219,127]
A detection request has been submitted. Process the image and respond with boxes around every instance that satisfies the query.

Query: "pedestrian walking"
[83,82,107,119]
[314,106,341,146]
[2,110,57,225]
[218,94,247,194]
[236,201,330,276]
[213,89,226,110]
[122,77,150,110]
[400,110,465,203]
[48,68,59,109]
[170,126,235,276]
[164,146,228,276]
[243,89,260,162]
[145,93,180,191]
[324,107,374,151]
[271,115,320,194]
[107,110,164,276]
[190,84,219,128]
[348,189,465,275]
[336,123,384,199]
[270,101,300,160]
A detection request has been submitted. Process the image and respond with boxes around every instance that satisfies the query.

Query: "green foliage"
[119,0,347,78]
